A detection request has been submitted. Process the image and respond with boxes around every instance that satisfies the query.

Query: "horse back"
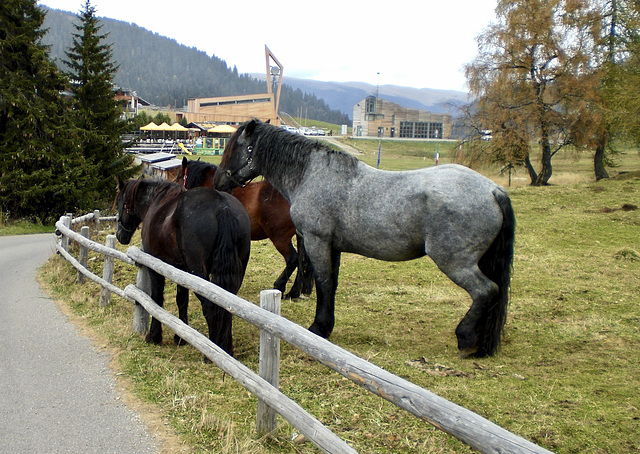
[140,185,183,264]
[176,188,251,291]
[291,163,504,262]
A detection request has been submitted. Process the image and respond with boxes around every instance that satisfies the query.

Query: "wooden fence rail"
[54,212,554,454]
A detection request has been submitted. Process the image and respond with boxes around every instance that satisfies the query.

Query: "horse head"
[179,157,218,189]
[214,119,261,192]
[115,176,142,245]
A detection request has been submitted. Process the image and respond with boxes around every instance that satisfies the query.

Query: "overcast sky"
[38,0,498,92]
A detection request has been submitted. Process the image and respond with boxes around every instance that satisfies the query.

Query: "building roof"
[138,152,175,163]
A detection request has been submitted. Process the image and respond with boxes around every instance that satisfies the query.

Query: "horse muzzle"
[116,226,133,245]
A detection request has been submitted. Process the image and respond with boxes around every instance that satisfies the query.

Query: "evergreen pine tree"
[0,0,95,222]
[64,0,135,198]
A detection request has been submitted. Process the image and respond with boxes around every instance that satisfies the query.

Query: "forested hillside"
[41,7,351,124]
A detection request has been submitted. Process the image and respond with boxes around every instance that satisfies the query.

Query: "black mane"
[128,178,182,205]
[242,120,359,187]
[185,160,217,188]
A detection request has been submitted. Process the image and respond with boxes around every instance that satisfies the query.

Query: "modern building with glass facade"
[352,96,452,139]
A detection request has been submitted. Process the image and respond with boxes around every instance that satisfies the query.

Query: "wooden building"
[137,152,182,181]
[176,46,284,126]
[352,96,452,139]
[177,93,281,125]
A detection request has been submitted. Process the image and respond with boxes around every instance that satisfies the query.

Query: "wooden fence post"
[99,234,116,307]
[133,263,151,335]
[257,289,281,436]
[93,209,101,232]
[77,225,90,284]
[60,216,71,252]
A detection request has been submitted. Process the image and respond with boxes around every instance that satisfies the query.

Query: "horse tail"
[477,188,515,356]
[210,205,246,294]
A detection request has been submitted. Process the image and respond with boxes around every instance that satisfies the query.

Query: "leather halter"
[182,164,188,189]
[117,205,137,234]
[223,146,254,188]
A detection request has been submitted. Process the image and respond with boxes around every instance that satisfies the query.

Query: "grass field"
[39,141,640,453]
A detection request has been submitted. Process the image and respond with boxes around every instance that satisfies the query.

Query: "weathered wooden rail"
[55,212,554,454]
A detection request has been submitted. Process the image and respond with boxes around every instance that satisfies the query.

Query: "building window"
[366,97,376,114]
[415,122,429,138]
[399,121,414,138]
[398,121,444,138]
[429,122,443,138]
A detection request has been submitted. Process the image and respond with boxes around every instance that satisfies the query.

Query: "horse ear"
[116,175,125,192]
[182,156,188,170]
[245,119,258,137]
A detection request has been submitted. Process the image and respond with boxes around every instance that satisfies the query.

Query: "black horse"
[115,177,251,355]
[177,158,313,298]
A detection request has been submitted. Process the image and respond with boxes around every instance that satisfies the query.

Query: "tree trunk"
[531,136,553,186]
[524,154,538,185]
[594,143,610,181]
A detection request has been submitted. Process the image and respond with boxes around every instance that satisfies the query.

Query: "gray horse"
[215,119,515,357]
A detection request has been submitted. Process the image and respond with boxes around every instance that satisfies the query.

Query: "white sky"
[38,0,498,92]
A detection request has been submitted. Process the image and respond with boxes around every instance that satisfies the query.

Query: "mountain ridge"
[42,6,468,121]
[255,75,469,117]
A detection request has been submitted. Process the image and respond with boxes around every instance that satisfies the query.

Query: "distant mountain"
[41,6,467,122]
[265,77,469,117]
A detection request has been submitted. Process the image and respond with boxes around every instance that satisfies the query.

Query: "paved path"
[0,233,159,453]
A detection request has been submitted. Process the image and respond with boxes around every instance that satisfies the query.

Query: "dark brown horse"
[177,157,313,298]
[115,177,251,356]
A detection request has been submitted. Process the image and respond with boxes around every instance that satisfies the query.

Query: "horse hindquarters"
[204,203,251,356]
[455,189,515,357]
[475,189,515,356]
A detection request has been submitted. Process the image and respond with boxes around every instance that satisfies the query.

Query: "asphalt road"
[0,233,158,453]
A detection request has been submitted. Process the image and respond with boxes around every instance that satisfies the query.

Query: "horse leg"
[197,294,233,358]
[297,233,315,296]
[444,265,500,358]
[272,241,299,297]
[304,236,341,338]
[145,269,165,344]
[174,285,189,345]
[283,233,315,299]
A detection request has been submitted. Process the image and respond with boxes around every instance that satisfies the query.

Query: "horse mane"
[126,178,183,206]
[185,160,217,187]
[238,120,359,187]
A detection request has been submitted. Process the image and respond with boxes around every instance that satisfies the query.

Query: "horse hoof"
[174,335,187,346]
[145,333,162,345]
[308,323,330,339]
[458,346,479,358]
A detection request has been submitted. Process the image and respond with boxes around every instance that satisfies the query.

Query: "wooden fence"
[54,212,554,454]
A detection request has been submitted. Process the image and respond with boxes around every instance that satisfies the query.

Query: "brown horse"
[178,157,313,298]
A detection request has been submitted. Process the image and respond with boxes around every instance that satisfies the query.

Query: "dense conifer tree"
[64,0,136,197]
[0,0,94,222]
